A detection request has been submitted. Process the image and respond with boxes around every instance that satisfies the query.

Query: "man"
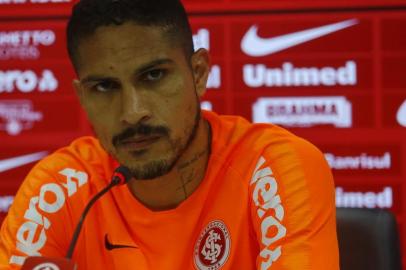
[0,0,339,269]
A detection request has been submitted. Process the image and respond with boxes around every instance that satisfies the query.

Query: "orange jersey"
[0,111,339,270]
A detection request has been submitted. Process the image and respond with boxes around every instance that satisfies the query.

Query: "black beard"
[127,103,201,180]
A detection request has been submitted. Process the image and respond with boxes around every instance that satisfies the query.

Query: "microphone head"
[112,166,132,185]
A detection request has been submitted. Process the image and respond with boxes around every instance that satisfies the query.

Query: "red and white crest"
[194,220,231,270]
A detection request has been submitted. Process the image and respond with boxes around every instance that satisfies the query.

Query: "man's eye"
[144,69,165,82]
[92,81,118,92]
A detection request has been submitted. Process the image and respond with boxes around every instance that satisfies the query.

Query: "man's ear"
[191,48,210,98]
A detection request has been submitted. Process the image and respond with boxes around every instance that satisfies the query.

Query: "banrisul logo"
[194,220,231,270]
[253,96,352,128]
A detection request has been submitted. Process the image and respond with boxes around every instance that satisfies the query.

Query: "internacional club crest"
[32,262,60,270]
[194,220,231,270]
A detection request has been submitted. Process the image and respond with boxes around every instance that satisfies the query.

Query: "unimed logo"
[243,61,357,88]
[336,187,393,209]
[0,69,58,93]
[253,96,352,127]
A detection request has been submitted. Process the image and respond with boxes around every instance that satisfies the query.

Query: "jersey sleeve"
[249,136,339,270]
[0,156,88,269]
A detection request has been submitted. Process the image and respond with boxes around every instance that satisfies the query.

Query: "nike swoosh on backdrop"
[241,18,359,57]
[397,100,406,127]
[0,151,48,173]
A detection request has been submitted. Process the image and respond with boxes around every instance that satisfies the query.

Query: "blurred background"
[0,0,405,267]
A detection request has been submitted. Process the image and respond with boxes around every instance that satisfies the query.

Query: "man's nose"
[119,86,151,125]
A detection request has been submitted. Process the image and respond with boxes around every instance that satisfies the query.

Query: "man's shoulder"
[21,136,111,191]
[206,110,306,154]
[205,111,320,178]
[45,135,106,164]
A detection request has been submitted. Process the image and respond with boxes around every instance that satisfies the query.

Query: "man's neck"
[126,118,211,211]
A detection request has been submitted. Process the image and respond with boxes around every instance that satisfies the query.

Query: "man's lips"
[118,135,161,150]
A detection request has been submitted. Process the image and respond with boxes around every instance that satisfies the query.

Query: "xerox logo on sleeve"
[250,156,286,269]
[252,96,352,128]
[0,100,43,135]
[0,69,58,93]
[9,168,88,266]
[0,30,55,60]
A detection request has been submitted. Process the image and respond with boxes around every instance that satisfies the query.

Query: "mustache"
[112,124,169,146]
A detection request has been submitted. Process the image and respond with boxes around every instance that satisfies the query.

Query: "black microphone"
[66,165,132,258]
[21,165,132,270]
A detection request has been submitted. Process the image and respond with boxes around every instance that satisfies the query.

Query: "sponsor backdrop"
[1,0,406,266]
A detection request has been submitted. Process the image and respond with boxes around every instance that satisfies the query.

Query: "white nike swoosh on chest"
[241,18,359,57]
[0,151,48,173]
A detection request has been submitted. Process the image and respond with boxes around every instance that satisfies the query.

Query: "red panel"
[0,2,406,266]
[0,0,76,18]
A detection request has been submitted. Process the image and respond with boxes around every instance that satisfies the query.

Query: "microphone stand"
[21,166,131,270]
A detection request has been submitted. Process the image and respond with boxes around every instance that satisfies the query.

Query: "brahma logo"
[253,96,352,128]
[325,152,391,170]
[194,220,231,270]
[0,69,58,93]
[243,61,357,88]
[250,156,286,269]
[0,30,55,60]
[397,100,406,127]
[0,100,43,135]
[336,187,393,209]
[0,0,70,4]
[9,168,88,266]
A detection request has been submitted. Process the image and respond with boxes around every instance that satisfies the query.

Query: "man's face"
[73,22,208,179]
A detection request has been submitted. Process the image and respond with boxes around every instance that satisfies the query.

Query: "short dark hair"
[66,0,194,70]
